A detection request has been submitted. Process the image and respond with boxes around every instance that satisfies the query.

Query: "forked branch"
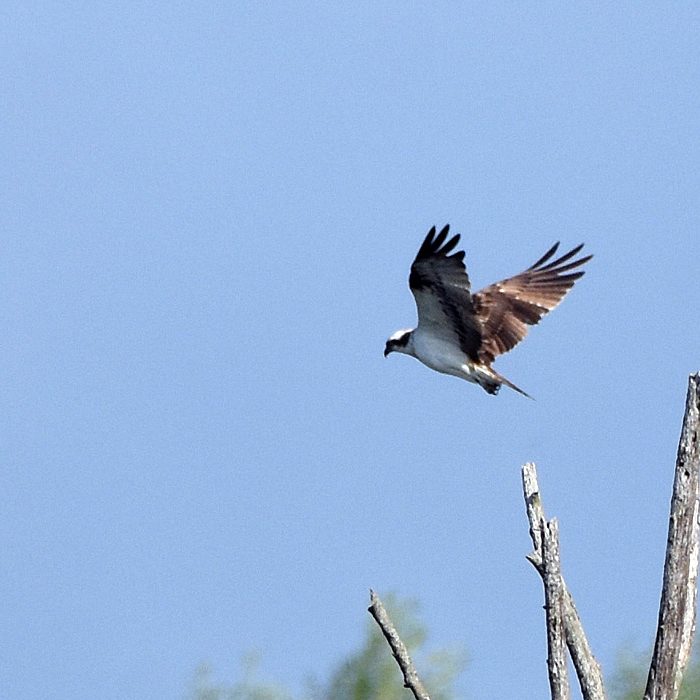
[522,463,606,700]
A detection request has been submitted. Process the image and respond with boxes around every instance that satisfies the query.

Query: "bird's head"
[384,329,413,357]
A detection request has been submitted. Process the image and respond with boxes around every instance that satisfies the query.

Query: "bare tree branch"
[543,518,570,700]
[368,589,431,700]
[560,590,606,700]
[522,463,607,700]
[370,376,698,700]
[644,373,700,700]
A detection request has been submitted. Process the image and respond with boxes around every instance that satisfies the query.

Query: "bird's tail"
[485,368,534,400]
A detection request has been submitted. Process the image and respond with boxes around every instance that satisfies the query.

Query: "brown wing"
[472,242,592,364]
[409,225,483,362]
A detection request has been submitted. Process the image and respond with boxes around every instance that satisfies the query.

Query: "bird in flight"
[384,225,592,397]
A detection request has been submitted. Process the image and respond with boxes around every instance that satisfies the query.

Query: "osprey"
[384,225,592,397]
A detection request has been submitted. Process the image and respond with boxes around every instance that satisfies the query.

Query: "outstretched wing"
[409,225,482,362]
[473,242,592,364]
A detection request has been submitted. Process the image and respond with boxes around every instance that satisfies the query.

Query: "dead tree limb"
[368,589,431,700]
[543,518,570,700]
[644,373,700,700]
[522,463,607,700]
[371,375,698,700]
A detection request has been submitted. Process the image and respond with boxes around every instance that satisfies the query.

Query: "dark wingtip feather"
[415,226,437,258]
[528,242,560,270]
[440,233,460,255]
[556,271,587,283]
[415,225,462,261]
[539,243,582,271]
[543,252,593,275]
[432,224,450,249]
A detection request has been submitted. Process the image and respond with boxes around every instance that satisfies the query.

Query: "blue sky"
[2,3,699,699]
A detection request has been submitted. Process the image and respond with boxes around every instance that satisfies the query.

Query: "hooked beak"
[384,346,391,358]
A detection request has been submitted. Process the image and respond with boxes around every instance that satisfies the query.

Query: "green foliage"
[186,654,294,700]
[187,603,700,700]
[680,660,700,700]
[185,594,466,700]
[610,647,700,700]
[609,648,649,700]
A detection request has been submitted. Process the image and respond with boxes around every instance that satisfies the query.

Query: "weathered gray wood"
[371,376,698,700]
[561,589,606,700]
[644,373,700,700]
[368,589,431,700]
[522,463,607,700]
[543,518,569,700]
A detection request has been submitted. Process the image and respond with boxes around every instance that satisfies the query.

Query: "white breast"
[410,327,477,381]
